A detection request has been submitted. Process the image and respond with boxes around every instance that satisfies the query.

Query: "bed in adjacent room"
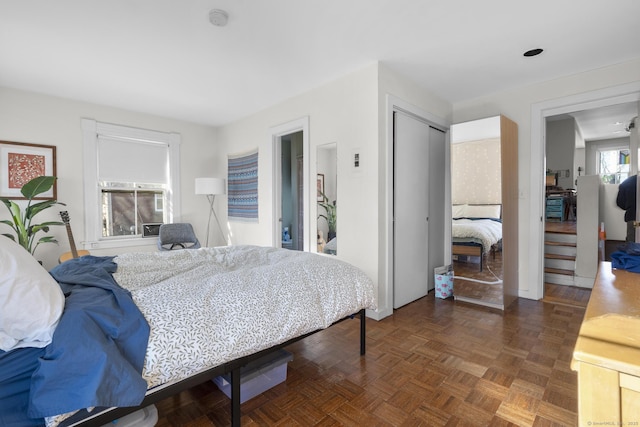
[452,204,503,271]
[0,240,376,427]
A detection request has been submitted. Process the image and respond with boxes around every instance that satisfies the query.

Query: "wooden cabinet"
[571,262,640,426]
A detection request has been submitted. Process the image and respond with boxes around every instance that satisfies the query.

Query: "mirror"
[317,142,337,255]
[450,117,505,309]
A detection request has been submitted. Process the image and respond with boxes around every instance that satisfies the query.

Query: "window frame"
[82,119,181,250]
[598,147,630,184]
[100,183,167,238]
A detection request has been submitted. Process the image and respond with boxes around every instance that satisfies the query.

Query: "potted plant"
[0,176,64,255]
[318,191,336,241]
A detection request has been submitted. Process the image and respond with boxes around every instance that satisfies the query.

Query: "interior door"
[270,117,310,251]
[393,111,431,308]
[279,133,304,250]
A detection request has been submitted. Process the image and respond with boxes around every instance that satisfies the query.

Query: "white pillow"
[466,204,501,219]
[0,236,65,351]
[452,204,468,218]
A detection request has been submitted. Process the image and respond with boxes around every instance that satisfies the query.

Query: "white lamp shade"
[195,177,226,195]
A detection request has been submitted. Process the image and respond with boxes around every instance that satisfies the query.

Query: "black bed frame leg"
[359,308,366,356]
[230,367,241,427]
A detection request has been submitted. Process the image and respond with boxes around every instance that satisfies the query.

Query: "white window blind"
[98,136,168,184]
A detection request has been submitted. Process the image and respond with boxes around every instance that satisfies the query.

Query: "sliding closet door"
[393,112,430,309]
[428,126,446,292]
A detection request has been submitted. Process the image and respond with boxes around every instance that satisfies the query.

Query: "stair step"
[545,253,576,261]
[545,229,577,235]
[544,245,576,258]
[544,232,577,245]
[544,267,575,276]
[544,240,577,247]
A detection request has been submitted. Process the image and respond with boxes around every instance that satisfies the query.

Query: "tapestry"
[227,149,259,221]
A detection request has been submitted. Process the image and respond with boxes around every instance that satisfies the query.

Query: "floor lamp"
[195,177,226,247]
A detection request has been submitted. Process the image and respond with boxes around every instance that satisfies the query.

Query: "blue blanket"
[0,256,150,426]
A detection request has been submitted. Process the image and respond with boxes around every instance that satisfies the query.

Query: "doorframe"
[528,82,640,300]
[382,95,449,319]
[269,117,311,252]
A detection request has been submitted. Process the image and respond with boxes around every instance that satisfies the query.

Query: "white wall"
[546,117,576,189]
[574,146,585,187]
[601,184,627,241]
[452,57,640,299]
[573,128,585,186]
[0,86,218,269]
[576,175,600,284]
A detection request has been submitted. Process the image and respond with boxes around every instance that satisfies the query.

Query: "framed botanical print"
[0,141,57,199]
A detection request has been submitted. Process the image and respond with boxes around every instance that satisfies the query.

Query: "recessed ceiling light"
[523,48,544,57]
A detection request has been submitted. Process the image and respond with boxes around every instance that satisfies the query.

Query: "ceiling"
[1,1,639,130]
[567,103,638,143]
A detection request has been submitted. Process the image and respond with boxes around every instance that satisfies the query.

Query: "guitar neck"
[65,223,79,258]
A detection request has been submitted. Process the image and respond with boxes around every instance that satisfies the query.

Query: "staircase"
[544,227,577,286]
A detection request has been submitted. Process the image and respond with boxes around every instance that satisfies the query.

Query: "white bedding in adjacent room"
[452,219,502,254]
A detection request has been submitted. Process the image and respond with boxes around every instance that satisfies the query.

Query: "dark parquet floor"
[155,291,586,426]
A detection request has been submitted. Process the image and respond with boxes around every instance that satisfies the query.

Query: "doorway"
[280,133,304,250]
[270,117,310,251]
[530,83,640,301]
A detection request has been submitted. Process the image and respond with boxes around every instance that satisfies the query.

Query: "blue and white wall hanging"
[227,149,258,222]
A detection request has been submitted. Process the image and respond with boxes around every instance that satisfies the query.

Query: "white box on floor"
[213,349,293,403]
[101,404,158,427]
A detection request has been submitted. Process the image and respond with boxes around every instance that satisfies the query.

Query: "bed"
[0,241,376,427]
[452,204,502,271]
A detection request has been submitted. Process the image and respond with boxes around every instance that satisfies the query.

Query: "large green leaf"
[0,219,17,233]
[29,221,64,235]
[26,199,64,220]
[21,176,56,199]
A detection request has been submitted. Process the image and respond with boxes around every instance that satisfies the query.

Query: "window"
[598,148,629,184]
[101,185,165,237]
[82,119,181,249]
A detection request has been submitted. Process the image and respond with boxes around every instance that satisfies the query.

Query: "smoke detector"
[209,9,229,27]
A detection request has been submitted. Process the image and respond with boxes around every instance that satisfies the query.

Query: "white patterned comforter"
[112,245,376,390]
[452,219,502,254]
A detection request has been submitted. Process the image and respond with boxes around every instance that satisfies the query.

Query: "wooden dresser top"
[572,262,640,376]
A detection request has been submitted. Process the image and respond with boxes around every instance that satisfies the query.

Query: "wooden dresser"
[571,262,640,426]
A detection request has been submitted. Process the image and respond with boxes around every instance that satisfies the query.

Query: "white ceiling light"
[209,9,229,27]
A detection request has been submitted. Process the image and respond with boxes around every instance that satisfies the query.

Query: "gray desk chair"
[157,223,201,251]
